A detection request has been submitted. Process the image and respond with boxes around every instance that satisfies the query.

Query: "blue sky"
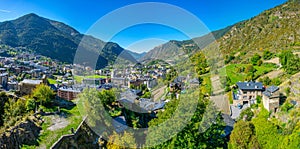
[0,0,287,53]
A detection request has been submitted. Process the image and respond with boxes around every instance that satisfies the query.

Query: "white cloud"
[0,9,11,13]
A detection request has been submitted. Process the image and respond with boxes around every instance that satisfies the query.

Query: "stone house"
[19,79,43,95]
[234,81,264,106]
[263,85,280,112]
[18,75,47,95]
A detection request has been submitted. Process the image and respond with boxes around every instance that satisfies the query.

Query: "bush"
[239,107,254,121]
[225,54,235,64]
[263,50,273,60]
[281,101,294,112]
[256,95,262,104]
[285,87,291,97]
[26,98,36,111]
[271,78,281,86]
[251,54,261,65]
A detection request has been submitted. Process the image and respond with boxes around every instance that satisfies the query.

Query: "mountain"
[141,0,300,62]
[214,0,300,62]
[140,25,233,61]
[0,13,136,69]
[125,50,146,61]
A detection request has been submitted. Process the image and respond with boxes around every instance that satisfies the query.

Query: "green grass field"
[223,63,277,85]
[47,78,57,84]
[74,75,107,83]
[85,75,107,79]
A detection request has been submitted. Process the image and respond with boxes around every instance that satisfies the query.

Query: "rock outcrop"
[0,117,41,149]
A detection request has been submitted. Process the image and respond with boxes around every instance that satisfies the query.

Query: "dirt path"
[210,75,230,114]
[152,85,167,101]
[210,94,230,115]
[263,57,280,65]
[256,69,284,80]
[47,114,69,131]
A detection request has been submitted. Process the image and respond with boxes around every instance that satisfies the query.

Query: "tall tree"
[229,121,258,149]
[32,84,55,106]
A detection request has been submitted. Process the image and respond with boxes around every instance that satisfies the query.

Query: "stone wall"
[51,119,99,149]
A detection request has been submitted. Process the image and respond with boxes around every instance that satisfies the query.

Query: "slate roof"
[263,85,279,97]
[0,73,8,77]
[236,81,264,91]
[58,87,81,93]
[189,78,200,84]
[21,79,42,85]
[139,98,166,111]
[266,85,279,93]
[112,116,128,133]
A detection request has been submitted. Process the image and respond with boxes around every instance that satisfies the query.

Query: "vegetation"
[3,98,27,127]
[279,50,300,74]
[224,63,277,85]
[32,106,82,148]
[216,1,300,64]
[229,106,300,148]
[229,121,258,149]
[263,50,274,60]
[47,78,57,84]
[147,94,226,148]
[32,84,55,106]
[106,131,137,149]
[191,52,208,76]
[250,53,262,66]
[238,107,254,121]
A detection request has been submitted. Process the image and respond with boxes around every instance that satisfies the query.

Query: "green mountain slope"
[217,0,300,61]
[0,13,136,69]
[140,26,233,61]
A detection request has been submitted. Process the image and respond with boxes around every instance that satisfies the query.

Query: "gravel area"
[47,114,69,131]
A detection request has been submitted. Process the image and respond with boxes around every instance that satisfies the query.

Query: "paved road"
[230,104,249,120]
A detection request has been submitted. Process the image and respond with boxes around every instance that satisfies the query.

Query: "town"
[1,0,300,148]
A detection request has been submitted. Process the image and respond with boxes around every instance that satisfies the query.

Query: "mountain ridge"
[140,25,233,61]
[0,13,137,69]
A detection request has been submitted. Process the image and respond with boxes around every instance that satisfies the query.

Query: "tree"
[3,98,27,126]
[147,92,226,148]
[0,92,9,126]
[106,131,137,149]
[239,107,254,121]
[248,108,283,148]
[225,54,235,64]
[285,87,291,97]
[229,121,258,149]
[279,50,300,74]
[257,59,263,66]
[279,50,294,67]
[245,64,255,73]
[97,89,116,110]
[191,52,208,76]
[32,84,55,106]
[250,54,261,65]
[263,50,273,60]
[259,76,271,86]
[26,98,36,111]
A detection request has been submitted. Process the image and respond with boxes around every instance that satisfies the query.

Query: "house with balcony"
[233,81,264,106]
[57,86,81,100]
